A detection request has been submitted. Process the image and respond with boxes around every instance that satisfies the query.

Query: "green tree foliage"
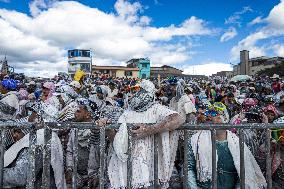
[257,62,284,77]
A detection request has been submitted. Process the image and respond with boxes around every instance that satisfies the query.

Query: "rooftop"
[151,65,183,72]
[92,65,139,71]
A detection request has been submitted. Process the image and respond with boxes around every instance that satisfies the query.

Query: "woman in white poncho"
[187,103,266,189]
[108,80,183,188]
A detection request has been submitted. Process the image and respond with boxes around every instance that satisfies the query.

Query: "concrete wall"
[116,70,125,78]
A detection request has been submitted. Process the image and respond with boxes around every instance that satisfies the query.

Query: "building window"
[103,70,110,74]
[82,50,90,57]
[69,51,75,57]
[125,71,133,76]
[142,63,147,68]
[80,64,90,72]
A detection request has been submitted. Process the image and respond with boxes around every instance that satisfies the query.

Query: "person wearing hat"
[184,85,195,105]
[69,81,81,94]
[27,81,36,94]
[41,81,55,102]
[271,74,281,94]
[108,80,183,189]
[108,81,118,99]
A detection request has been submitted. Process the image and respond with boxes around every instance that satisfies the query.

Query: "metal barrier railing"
[0,122,283,189]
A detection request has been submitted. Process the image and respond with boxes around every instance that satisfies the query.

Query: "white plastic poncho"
[4,129,67,189]
[190,130,267,189]
[108,103,179,189]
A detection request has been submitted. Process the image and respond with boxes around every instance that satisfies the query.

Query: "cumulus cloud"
[183,62,232,76]
[248,16,264,26]
[220,27,237,42]
[230,0,284,61]
[0,0,215,77]
[225,6,253,26]
[272,44,284,57]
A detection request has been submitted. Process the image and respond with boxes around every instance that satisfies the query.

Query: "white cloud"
[248,16,264,26]
[220,27,237,42]
[29,0,59,17]
[143,16,214,41]
[225,6,253,26]
[0,0,10,3]
[266,0,284,29]
[183,62,232,76]
[272,44,284,57]
[0,0,214,76]
[114,0,143,24]
[230,1,284,61]
[230,30,268,61]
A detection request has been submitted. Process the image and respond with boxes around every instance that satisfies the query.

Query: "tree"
[257,62,284,77]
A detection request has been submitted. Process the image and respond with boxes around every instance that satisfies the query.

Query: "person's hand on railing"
[132,123,151,139]
[95,118,110,127]
[65,168,73,185]
[261,113,269,123]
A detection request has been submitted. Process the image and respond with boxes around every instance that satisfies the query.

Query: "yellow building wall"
[116,70,125,78]
[132,71,139,78]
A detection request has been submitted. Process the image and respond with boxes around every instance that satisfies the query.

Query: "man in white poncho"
[108,80,183,188]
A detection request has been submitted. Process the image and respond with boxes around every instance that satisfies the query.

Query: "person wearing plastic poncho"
[169,79,196,123]
[187,102,267,189]
[2,97,67,188]
[4,87,69,189]
[2,129,67,189]
[108,80,183,189]
[168,79,197,188]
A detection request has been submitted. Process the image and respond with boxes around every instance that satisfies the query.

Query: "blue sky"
[0,0,284,76]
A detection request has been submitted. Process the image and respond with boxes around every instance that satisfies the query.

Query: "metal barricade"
[0,122,283,189]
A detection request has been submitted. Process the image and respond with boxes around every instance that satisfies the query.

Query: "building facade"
[233,50,284,76]
[68,49,92,76]
[212,71,234,78]
[92,65,139,78]
[150,65,183,79]
[127,58,150,79]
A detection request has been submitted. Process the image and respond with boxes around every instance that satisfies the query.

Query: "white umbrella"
[230,75,253,82]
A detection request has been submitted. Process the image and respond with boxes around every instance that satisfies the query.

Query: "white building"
[68,49,92,76]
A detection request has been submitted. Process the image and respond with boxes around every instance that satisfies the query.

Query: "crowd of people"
[0,72,283,189]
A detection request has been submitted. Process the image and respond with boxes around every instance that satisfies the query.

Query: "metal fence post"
[27,125,37,189]
[154,134,159,189]
[127,124,133,189]
[42,128,52,189]
[72,129,78,189]
[211,129,217,189]
[0,130,5,187]
[239,129,245,189]
[99,127,106,189]
[265,129,272,189]
[183,130,189,189]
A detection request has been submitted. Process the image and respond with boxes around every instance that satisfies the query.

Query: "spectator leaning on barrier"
[187,104,266,189]
[108,80,183,189]
[65,98,97,188]
[3,128,66,189]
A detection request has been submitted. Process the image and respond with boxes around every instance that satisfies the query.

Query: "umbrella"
[230,75,253,82]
